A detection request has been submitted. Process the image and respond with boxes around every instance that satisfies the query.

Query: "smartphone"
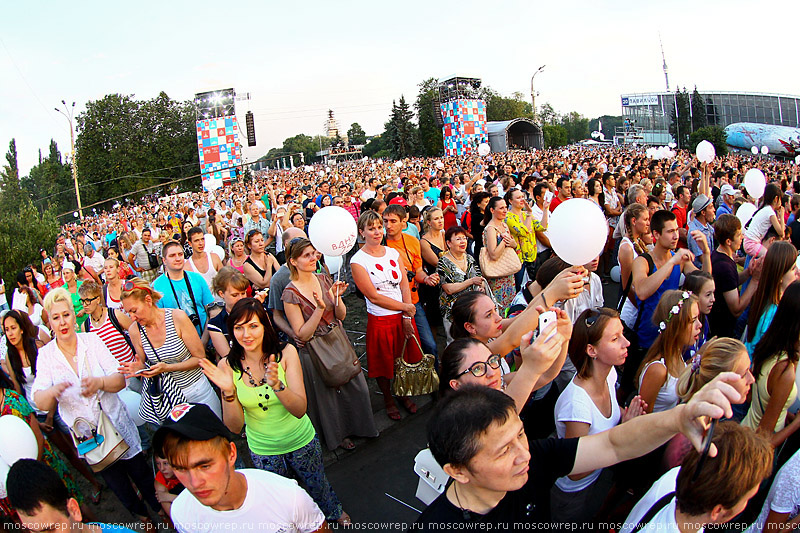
[133,369,148,376]
[544,190,554,204]
[537,310,558,343]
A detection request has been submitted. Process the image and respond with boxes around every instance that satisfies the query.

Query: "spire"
[660,33,670,92]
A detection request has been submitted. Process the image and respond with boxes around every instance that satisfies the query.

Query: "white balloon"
[308,207,358,257]
[547,199,608,266]
[318,170,325,177]
[118,390,145,427]
[395,160,404,168]
[561,150,570,159]
[435,161,444,169]
[478,143,491,156]
[736,203,757,226]
[211,245,225,261]
[795,155,800,165]
[610,265,621,283]
[744,168,766,199]
[203,233,216,250]
[695,140,715,163]
[0,415,38,465]
[0,456,8,499]
[668,142,677,149]
[324,254,343,276]
[760,145,769,155]
[73,212,78,218]
[751,146,759,155]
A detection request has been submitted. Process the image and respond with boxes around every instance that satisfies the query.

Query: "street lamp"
[54,100,84,220]
[531,65,546,123]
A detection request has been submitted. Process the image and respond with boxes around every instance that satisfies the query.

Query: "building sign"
[621,95,659,107]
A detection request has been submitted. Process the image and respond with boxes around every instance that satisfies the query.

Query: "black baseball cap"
[152,403,236,454]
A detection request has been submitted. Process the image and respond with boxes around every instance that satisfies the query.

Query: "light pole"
[55,100,84,220]
[530,65,546,123]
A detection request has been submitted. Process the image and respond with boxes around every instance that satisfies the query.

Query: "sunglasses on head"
[123,280,153,296]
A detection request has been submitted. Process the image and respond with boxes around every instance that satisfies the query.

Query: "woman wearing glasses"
[117,278,221,422]
[282,238,377,451]
[32,288,162,528]
[350,210,423,420]
[243,229,280,290]
[77,281,136,369]
[551,308,646,525]
[198,299,351,526]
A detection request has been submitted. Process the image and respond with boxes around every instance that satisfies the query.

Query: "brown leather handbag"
[306,319,362,388]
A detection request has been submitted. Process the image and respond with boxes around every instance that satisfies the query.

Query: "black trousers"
[100,453,160,517]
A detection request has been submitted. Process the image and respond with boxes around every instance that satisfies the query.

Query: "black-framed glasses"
[584,310,601,328]
[79,296,100,306]
[457,354,502,378]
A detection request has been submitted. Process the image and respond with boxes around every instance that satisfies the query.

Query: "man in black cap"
[153,403,327,533]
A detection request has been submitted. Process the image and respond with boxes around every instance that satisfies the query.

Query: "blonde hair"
[43,287,73,316]
[637,290,699,382]
[119,277,163,303]
[212,266,250,296]
[677,337,746,402]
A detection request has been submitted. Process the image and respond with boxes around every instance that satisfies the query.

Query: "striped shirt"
[139,309,203,389]
[92,315,136,365]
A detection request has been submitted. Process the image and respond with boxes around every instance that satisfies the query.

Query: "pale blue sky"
[2,0,797,176]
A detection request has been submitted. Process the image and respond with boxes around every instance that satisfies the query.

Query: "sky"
[2,0,798,177]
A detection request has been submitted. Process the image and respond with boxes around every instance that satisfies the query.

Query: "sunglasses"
[457,354,502,378]
[123,280,154,297]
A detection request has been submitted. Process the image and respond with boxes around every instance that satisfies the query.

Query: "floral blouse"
[437,254,482,320]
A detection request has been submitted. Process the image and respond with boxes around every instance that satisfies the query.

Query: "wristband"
[402,316,413,320]
[222,391,237,403]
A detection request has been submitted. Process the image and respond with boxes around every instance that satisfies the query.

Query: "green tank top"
[233,360,315,456]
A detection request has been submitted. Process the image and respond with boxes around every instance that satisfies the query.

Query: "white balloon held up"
[736,203,757,226]
[760,145,769,155]
[751,146,759,155]
[308,206,358,257]
[695,140,715,163]
[478,143,490,157]
[547,198,607,266]
[744,168,766,199]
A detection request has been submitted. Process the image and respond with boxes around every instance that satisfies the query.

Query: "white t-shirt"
[745,448,800,533]
[530,203,551,254]
[621,468,690,533]
[554,367,621,492]
[562,272,604,324]
[744,206,776,242]
[170,469,325,533]
[350,247,404,317]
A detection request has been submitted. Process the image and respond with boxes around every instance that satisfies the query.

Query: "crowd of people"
[1,144,800,532]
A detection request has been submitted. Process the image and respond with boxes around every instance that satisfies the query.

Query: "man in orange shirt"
[383,204,439,359]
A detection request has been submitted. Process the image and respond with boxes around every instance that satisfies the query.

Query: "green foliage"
[0,141,60,288]
[75,92,198,210]
[362,134,388,157]
[23,140,76,214]
[560,112,590,143]
[689,126,728,157]
[668,88,691,149]
[347,123,367,145]
[691,87,708,132]
[388,96,418,158]
[538,102,558,125]
[415,78,443,157]
[482,89,534,122]
[260,134,331,167]
[542,124,568,148]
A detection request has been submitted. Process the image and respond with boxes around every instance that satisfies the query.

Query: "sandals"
[400,397,417,414]
[340,438,356,450]
[386,404,401,420]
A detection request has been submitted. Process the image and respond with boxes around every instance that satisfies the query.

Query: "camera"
[406,271,415,283]
[188,313,202,328]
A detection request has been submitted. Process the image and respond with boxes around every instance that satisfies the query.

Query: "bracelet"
[222,391,237,403]
[540,290,549,309]
[402,315,413,320]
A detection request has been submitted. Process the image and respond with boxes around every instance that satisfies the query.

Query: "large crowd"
[1,145,800,532]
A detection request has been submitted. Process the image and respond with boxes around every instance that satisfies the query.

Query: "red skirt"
[366,313,424,379]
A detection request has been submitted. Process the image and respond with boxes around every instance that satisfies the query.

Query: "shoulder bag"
[285,286,361,388]
[136,323,187,425]
[479,226,521,278]
[69,400,130,472]
[393,334,439,397]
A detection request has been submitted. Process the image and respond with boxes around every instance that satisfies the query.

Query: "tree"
[560,112,590,144]
[538,102,558,125]
[542,124,568,148]
[691,87,708,132]
[75,92,198,210]
[0,198,60,291]
[482,88,533,122]
[689,126,728,157]
[668,88,691,149]
[362,134,388,157]
[388,96,418,158]
[347,123,367,145]
[415,78,443,157]
[588,115,623,141]
[22,140,75,214]
[0,139,26,214]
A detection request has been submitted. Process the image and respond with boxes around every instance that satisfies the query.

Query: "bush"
[543,124,568,148]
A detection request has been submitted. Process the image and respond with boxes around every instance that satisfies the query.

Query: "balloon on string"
[117,390,145,427]
[204,234,216,250]
[0,415,38,466]
[751,146,759,155]
[73,212,78,218]
[478,143,491,156]
[308,207,358,257]
[695,140,715,163]
[610,266,621,283]
[744,168,766,198]
[760,145,769,155]
[736,203,757,226]
[547,199,608,266]
[211,245,225,262]
[324,254,343,277]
